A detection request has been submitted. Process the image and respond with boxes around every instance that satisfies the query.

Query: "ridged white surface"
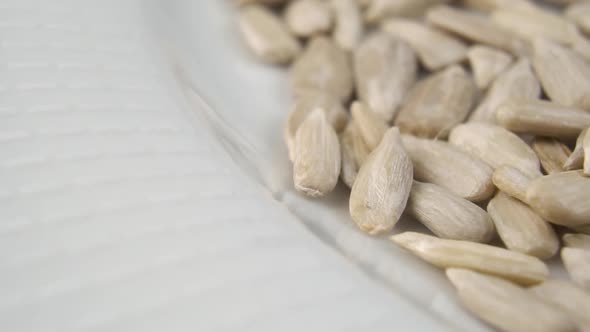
[0,1,460,331]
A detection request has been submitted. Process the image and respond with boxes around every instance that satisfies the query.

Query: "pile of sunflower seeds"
[237,0,590,330]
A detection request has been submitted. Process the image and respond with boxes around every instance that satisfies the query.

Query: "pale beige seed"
[492,166,531,203]
[497,99,590,140]
[530,279,590,332]
[584,128,590,176]
[488,192,559,259]
[566,2,590,35]
[354,33,417,122]
[533,37,590,110]
[284,92,348,161]
[460,0,533,12]
[427,5,527,56]
[331,0,363,51]
[447,269,576,332]
[468,58,541,123]
[449,123,542,178]
[366,0,449,23]
[563,128,588,171]
[339,121,369,188]
[381,18,467,71]
[351,101,389,151]
[563,233,590,250]
[526,171,590,227]
[531,137,571,175]
[293,109,341,197]
[392,232,549,285]
[350,127,413,235]
[238,5,302,65]
[492,5,580,46]
[562,247,590,291]
[407,181,495,243]
[467,45,513,90]
[401,135,495,202]
[395,65,476,139]
[285,0,333,38]
[291,36,353,102]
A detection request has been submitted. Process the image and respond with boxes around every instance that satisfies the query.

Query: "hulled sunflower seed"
[407,181,495,243]
[381,18,467,71]
[331,0,363,50]
[401,135,495,202]
[532,137,571,175]
[354,33,417,122]
[492,5,580,46]
[395,65,476,139]
[566,2,590,35]
[563,233,590,250]
[526,170,590,227]
[447,269,576,332]
[467,45,513,90]
[460,0,533,12]
[533,37,590,110]
[427,5,527,56]
[449,123,542,177]
[530,279,590,332]
[488,192,559,259]
[238,5,302,65]
[468,58,541,123]
[497,99,590,140]
[584,128,590,176]
[340,121,370,188]
[563,128,588,171]
[350,127,413,235]
[392,232,549,285]
[562,247,590,291]
[284,92,348,161]
[366,0,449,24]
[293,108,341,197]
[492,166,531,203]
[291,36,353,102]
[285,0,333,38]
[351,101,389,151]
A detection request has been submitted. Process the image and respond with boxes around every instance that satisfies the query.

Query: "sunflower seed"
[497,99,590,140]
[532,137,571,175]
[284,92,348,161]
[467,45,513,90]
[291,36,353,102]
[285,0,333,38]
[468,58,540,123]
[584,128,590,176]
[354,33,417,122]
[293,108,341,197]
[350,127,413,235]
[340,121,370,188]
[563,233,590,250]
[533,37,590,110]
[530,279,590,332]
[566,2,590,35]
[238,5,302,64]
[366,0,449,24]
[407,181,495,243]
[392,232,549,285]
[460,0,533,12]
[351,101,389,151]
[381,18,467,71]
[427,5,527,56]
[401,135,495,202]
[564,128,588,171]
[492,166,531,203]
[562,247,590,291]
[331,0,363,50]
[449,123,542,177]
[447,269,576,332]
[492,5,580,46]
[488,192,559,259]
[395,65,476,139]
[526,170,590,227]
